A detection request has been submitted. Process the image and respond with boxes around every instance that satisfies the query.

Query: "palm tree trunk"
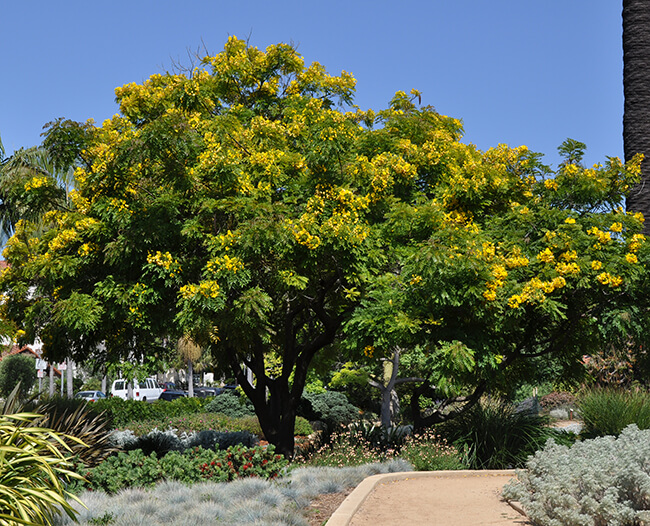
[187,359,194,397]
[623,0,650,231]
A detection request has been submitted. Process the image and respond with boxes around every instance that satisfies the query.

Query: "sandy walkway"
[329,471,530,526]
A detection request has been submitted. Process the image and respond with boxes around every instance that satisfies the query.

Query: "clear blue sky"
[1,1,622,168]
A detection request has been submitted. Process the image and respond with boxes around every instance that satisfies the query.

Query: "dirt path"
[329,471,530,526]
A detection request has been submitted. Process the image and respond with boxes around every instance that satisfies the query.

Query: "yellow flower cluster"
[49,229,77,252]
[628,233,645,252]
[625,253,638,264]
[564,164,580,176]
[492,265,508,281]
[560,250,578,261]
[587,227,611,244]
[627,211,645,223]
[508,294,525,308]
[591,260,603,270]
[363,345,375,358]
[291,226,322,249]
[147,251,175,270]
[483,264,508,301]
[147,251,181,278]
[179,280,220,300]
[610,222,623,233]
[555,262,581,276]
[483,288,497,302]
[77,243,93,257]
[481,242,496,261]
[206,255,244,274]
[109,197,132,215]
[544,179,558,191]
[596,272,623,288]
[538,248,555,263]
[564,217,576,224]
[24,176,49,192]
[409,275,423,286]
[507,276,566,309]
[505,251,529,269]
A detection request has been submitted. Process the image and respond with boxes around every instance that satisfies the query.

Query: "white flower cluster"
[503,425,650,526]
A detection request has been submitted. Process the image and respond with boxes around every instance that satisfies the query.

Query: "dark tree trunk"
[623,0,650,231]
[229,355,304,459]
[411,381,486,433]
[226,315,341,459]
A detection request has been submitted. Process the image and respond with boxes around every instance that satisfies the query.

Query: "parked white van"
[111,378,164,401]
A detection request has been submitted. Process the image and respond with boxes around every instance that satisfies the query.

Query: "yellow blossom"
[625,253,638,264]
[492,265,508,281]
[596,272,623,288]
[508,294,524,309]
[538,248,555,263]
[544,179,558,191]
[555,262,581,276]
[483,289,497,301]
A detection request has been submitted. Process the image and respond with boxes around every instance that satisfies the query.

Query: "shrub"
[540,391,576,412]
[299,391,360,431]
[399,429,466,471]
[111,428,260,455]
[503,425,650,526]
[437,397,552,469]
[300,424,465,471]
[204,391,255,418]
[0,412,84,524]
[578,387,650,438]
[116,412,264,438]
[92,397,162,427]
[294,416,314,436]
[185,429,259,450]
[0,354,36,399]
[80,445,288,493]
[92,396,209,428]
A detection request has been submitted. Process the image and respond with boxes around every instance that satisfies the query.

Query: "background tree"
[623,0,650,232]
[0,354,37,400]
[177,335,203,397]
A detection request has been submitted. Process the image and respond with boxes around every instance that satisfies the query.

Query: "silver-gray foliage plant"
[503,424,650,526]
[54,460,412,526]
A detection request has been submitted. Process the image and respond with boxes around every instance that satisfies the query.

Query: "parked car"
[74,390,107,402]
[194,386,224,398]
[111,378,164,401]
[159,389,187,401]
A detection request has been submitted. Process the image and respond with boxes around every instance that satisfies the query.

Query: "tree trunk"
[49,365,54,396]
[66,359,73,397]
[187,359,194,397]
[229,349,308,459]
[623,0,650,232]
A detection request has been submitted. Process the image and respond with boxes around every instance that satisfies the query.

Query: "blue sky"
[1,1,622,168]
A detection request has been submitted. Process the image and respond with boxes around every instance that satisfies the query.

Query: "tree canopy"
[1,37,648,455]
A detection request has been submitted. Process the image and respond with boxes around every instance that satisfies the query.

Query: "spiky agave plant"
[36,401,116,467]
[0,411,85,526]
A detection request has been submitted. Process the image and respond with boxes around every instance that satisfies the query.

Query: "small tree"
[0,354,36,399]
[177,336,203,397]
